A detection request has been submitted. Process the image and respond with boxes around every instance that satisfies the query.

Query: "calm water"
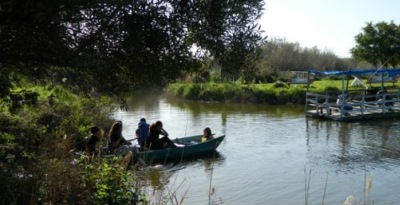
[114,92,400,205]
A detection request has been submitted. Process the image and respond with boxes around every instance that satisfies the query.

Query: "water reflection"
[143,168,171,190]
[305,118,400,172]
[166,98,305,118]
[136,153,226,202]
[117,91,400,204]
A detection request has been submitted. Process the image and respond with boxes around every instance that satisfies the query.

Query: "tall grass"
[342,173,374,205]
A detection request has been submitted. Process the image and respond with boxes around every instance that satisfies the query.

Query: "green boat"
[136,134,225,162]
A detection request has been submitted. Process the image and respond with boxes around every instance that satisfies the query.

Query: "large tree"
[0,0,265,92]
[351,21,400,68]
[188,0,265,81]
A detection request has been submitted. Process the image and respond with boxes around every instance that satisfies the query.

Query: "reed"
[303,168,375,205]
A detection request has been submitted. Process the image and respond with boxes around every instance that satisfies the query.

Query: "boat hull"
[136,135,225,162]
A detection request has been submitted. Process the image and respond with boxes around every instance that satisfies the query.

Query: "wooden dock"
[305,91,400,121]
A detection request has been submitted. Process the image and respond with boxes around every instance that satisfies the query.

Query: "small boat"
[136,134,225,162]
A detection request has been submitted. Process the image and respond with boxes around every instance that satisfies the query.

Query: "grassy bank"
[166,82,320,104]
[166,79,396,104]
[166,82,306,104]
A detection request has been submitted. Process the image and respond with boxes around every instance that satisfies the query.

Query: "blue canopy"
[309,68,400,78]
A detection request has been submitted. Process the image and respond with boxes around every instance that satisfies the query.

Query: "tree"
[188,0,266,81]
[258,38,356,75]
[0,0,265,92]
[351,21,400,68]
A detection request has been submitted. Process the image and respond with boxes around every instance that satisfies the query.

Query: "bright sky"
[260,0,400,58]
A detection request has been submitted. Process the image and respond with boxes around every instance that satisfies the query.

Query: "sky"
[259,0,400,58]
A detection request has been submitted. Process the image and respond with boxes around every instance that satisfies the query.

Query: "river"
[113,91,400,205]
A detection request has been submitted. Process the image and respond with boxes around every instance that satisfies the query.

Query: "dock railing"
[305,91,400,118]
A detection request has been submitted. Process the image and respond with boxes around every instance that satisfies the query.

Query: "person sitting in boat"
[201,127,213,142]
[86,126,103,157]
[136,118,150,148]
[108,121,138,155]
[148,121,177,150]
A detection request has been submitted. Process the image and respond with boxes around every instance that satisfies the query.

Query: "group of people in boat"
[85,118,214,157]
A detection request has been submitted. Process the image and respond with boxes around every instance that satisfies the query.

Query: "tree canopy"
[351,21,400,68]
[0,0,265,93]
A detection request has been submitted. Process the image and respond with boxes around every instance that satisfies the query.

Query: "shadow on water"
[122,90,162,108]
[142,150,225,165]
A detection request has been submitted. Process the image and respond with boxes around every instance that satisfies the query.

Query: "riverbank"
[167,80,334,104]
[166,79,397,105]
[166,82,307,104]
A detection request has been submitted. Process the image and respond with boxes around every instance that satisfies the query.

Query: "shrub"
[323,86,340,93]
[273,81,288,88]
[0,84,126,204]
[167,82,303,105]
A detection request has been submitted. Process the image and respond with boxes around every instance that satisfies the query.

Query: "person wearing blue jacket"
[136,118,149,148]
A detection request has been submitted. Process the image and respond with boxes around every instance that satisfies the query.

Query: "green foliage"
[79,157,138,204]
[189,0,266,79]
[8,89,39,112]
[166,82,306,104]
[0,73,12,98]
[183,84,202,100]
[253,69,277,83]
[273,81,288,88]
[311,80,344,92]
[0,83,123,204]
[322,86,340,93]
[351,21,400,67]
[1,0,265,93]
[258,37,359,74]
[167,78,378,104]
[17,156,139,205]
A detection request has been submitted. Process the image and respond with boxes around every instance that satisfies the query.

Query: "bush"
[0,84,133,204]
[33,157,138,205]
[273,81,288,88]
[166,82,305,105]
[323,86,340,93]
